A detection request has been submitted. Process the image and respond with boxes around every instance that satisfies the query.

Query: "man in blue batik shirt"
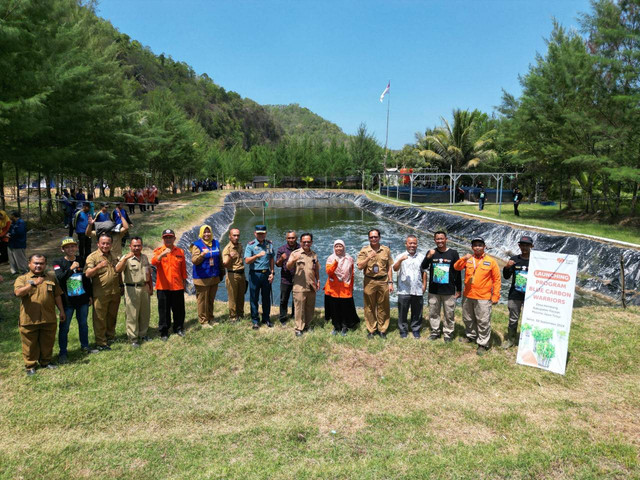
[244,224,275,329]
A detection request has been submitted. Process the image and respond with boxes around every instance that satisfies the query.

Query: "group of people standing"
[11,214,534,375]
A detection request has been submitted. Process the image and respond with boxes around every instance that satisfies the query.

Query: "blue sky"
[97,0,591,149]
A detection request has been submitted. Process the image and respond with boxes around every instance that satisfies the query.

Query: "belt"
[365,275,387,281]
[227,269,245,274]
[125,282,146,287]
[251,269,270,274]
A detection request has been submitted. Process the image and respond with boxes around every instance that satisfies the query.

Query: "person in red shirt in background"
[124,190,136,215]
[453,237,501,356]
[136,189,146,213]
[151,229,187,341]
[147,187,156,212]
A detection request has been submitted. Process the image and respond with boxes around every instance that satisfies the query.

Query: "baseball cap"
[519,235,534,245]
[255,224,267,233]
[471,236,485,244]
[61,237,77,247]
[162,229,175,237]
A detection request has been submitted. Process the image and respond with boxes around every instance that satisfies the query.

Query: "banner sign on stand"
[516,250,579,375]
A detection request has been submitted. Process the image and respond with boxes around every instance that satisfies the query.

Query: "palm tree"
[418,109,497,170]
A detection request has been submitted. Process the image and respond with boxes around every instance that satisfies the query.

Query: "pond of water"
[212,198,605,308]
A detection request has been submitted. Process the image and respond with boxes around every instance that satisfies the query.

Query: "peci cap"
[162,229,175,238]
[471,236,485,244]
[519,235,534,245]
[61,237,77,247]
[255,224,267,233]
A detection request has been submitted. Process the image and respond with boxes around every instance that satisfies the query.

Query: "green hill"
[266,104,349,143]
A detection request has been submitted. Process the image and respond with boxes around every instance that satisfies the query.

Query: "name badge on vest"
[373,265,379,274]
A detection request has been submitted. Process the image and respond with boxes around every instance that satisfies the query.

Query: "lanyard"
[470,254,484,285]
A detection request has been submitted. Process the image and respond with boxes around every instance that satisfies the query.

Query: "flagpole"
[383,81,390,170]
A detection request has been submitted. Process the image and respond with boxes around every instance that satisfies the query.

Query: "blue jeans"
[249,271,271,324]
[60,303,90,355]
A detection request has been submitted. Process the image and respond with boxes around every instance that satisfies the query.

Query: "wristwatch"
[28,280,36,286]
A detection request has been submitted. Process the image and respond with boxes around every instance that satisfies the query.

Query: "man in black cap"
[502,235,534,348]
[244,224,275,329]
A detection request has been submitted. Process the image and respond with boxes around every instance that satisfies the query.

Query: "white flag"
[379,82,390,102]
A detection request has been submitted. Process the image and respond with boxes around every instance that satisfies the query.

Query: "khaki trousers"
[226,273,246,319]
[195,278,220,324]
[363,278,390,334]
[428,293,456,339]
[124,285,150,341]
[507,299,524,331]
[293,289,316,332]
[461,297,493,347]
[19,322,57,368]
[93,293,121,346]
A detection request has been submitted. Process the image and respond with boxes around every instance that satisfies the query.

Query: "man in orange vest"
[453,237,501,356]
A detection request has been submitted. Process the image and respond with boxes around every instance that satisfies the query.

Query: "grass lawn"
[0,190,638,479]
[364,192,640,246]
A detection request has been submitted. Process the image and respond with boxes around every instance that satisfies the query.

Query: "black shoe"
[131,342,140,348]
[25,368,36,376]
[96,345,111,351]
[340,327,348,337]
[176,330,185,337]
[477,345,490,356]
[295,331,303,337]
[161,336,169,342]
[280,319,288,325]
[252,323,260,330]
[331,329,338,335]
[399,333,408,338]
[141,336,150,343]
[81,346,99,354]
[58,355,68,365]
[459,336,474,344]
[428,333,440,341]
[443,336,453,343]
[43,364,58,370]
[413,332,421,339]
[266,321,274,328]
[379,332,387,339]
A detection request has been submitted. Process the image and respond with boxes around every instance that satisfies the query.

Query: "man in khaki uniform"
[85,233,122,351]
[115,236,151,348]
[357,229,394,338]
[222,228,245,321]
[14,254,66,375]
[286,233,320,337]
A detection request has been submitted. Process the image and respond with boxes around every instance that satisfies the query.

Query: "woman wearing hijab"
[0,210,10,264]
[324,239,359,336]
[190,225,224,328]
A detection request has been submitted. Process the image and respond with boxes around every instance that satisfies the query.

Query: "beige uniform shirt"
[121,254,150,285]
[88,230,124,258]
[222,242,244,272]
[14,272,62,326]
[84,249,121,297]
[291,248,318,293]
[357,245,393,279]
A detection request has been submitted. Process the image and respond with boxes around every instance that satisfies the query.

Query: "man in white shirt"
[393,234,426,338]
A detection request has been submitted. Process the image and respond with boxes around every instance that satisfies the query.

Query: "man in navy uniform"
[244,224,275,329]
